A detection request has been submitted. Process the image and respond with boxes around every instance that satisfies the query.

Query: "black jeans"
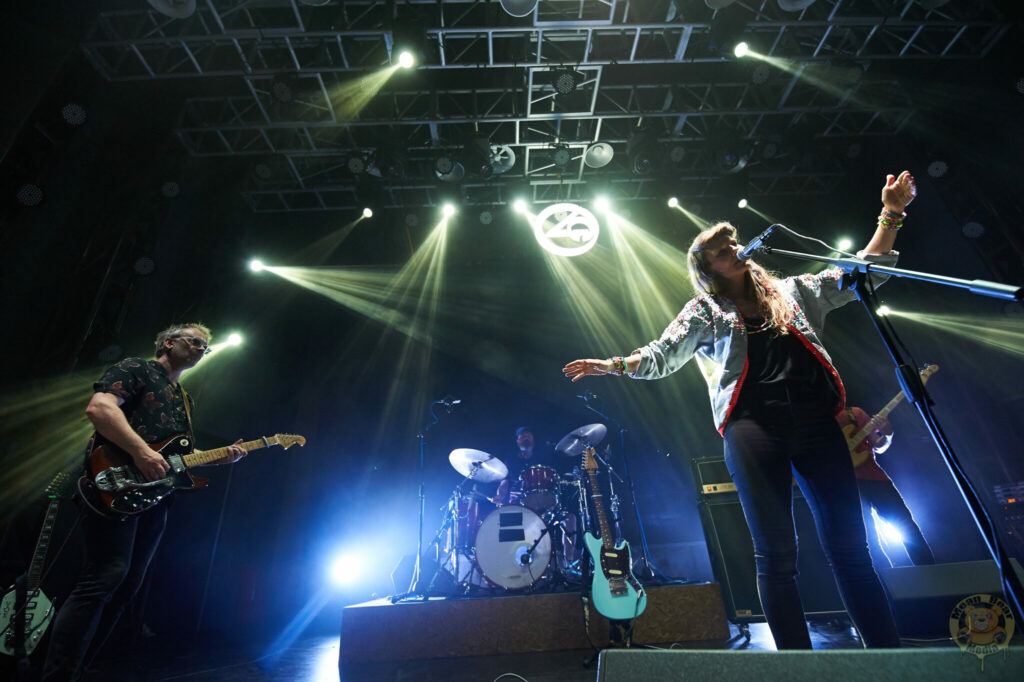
[41,503,167,681]
[858,477,936,568]
[723,389,900,649]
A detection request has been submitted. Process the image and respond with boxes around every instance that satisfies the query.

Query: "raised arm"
[862,170,917,256]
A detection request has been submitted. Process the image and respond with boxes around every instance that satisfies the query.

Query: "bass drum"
[475,505,551,590]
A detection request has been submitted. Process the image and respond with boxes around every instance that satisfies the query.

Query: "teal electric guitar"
[581,447,647,620]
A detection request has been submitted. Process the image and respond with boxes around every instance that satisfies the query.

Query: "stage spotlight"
[249,259,265,272]
[328,552,363,587]
[227,333,243,346]
[873,511,904,545]
[513,199,527,214]
[733,42,750,58]
[362,207,373,218]
[877,305,892,316]
[594,196,610,212]
[837,237,854,252]
[398,50,415,69]
[442,203,456,218]
[553,68,582,96]
[737,198,748,209]
[668,197,679,208]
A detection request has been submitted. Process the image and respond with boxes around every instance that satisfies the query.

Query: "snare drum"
[518,465,559,512]
[474,505,551,590]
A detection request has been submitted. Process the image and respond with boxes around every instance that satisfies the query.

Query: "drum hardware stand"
[391,399,454,603]
[580,396,671,584]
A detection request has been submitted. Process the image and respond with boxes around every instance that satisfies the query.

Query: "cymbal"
[555,423,608,457]
[448,448,508,482]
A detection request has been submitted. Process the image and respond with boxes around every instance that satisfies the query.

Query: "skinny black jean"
[722,385,900,649]
[41,502,167,681]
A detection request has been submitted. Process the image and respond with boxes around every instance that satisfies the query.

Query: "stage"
[72,613,1023,681]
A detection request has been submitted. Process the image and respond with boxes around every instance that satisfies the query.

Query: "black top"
[92,358,195,447]
[736,318,838,409]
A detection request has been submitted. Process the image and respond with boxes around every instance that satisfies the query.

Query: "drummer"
[495,426,581,573]
[494,426,559,505]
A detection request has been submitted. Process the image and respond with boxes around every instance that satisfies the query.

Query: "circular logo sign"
[532,203,600,257]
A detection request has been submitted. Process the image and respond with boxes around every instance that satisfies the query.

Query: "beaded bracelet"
[609,356,626,376]
[878,209,905,231]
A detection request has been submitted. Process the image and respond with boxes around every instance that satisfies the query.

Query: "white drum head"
[475,505,551,590]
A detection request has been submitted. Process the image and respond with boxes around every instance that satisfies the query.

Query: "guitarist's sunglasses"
[175,336,211,354]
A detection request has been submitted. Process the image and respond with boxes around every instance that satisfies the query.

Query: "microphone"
[738,224,781,260]
[576,391,599,402]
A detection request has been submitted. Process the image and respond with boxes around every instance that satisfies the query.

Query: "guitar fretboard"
[850,365,938,447]
[583,450,615,550]
[27,500,60,590]
[183,437,277,467]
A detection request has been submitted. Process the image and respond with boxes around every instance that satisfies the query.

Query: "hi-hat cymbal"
[448,448,508,482]
[555,423,608,457]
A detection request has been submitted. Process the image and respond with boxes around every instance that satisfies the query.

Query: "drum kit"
[430,424,616,593]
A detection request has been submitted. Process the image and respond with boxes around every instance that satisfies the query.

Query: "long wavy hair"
[687,222,793,335]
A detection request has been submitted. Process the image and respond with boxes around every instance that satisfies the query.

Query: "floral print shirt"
[93,357,194,445]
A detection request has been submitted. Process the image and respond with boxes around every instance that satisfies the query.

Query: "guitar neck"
[850,392,906,446]
[27,500,60,590]
[583,465,615,550]
[183,437,276,467]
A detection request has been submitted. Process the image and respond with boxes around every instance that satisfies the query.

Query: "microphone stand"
[390,401,445,603]
[761,244,1024,618]
[581,398,672,584]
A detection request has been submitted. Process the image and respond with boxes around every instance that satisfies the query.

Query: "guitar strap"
[179,383,196,445]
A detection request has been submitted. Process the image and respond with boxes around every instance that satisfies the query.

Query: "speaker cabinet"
[697,494,845,622]
[597,648,1021,681]
[879,559,1023,637]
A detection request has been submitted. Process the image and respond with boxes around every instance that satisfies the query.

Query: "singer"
[563,171,917,649]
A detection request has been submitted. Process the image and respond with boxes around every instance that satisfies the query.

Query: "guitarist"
[841,406,935,568]
[42,323,246,681]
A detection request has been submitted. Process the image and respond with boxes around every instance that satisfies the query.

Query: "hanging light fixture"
[500,0,539,18]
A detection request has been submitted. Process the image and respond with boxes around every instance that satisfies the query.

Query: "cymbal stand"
[390,402,445,603]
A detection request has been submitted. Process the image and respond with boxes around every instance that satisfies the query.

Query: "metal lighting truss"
[80,0,1010,212]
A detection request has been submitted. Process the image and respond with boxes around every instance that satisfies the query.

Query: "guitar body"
[0,588,53,657]
[583,532,647,620]
[85,434,208,516]
[82,432,305,517]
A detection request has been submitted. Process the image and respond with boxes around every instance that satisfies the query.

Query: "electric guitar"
[0,473,71,657]
[81,432,306,516]
[581,447,647,620]
[841,364,938,468]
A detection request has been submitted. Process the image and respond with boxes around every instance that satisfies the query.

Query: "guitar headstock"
[581,446,598,472]
[920,364,939,383]
[45,472,73,500]
[275,434,307,449]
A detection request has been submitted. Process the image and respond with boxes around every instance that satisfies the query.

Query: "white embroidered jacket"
[630,252,899,435]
